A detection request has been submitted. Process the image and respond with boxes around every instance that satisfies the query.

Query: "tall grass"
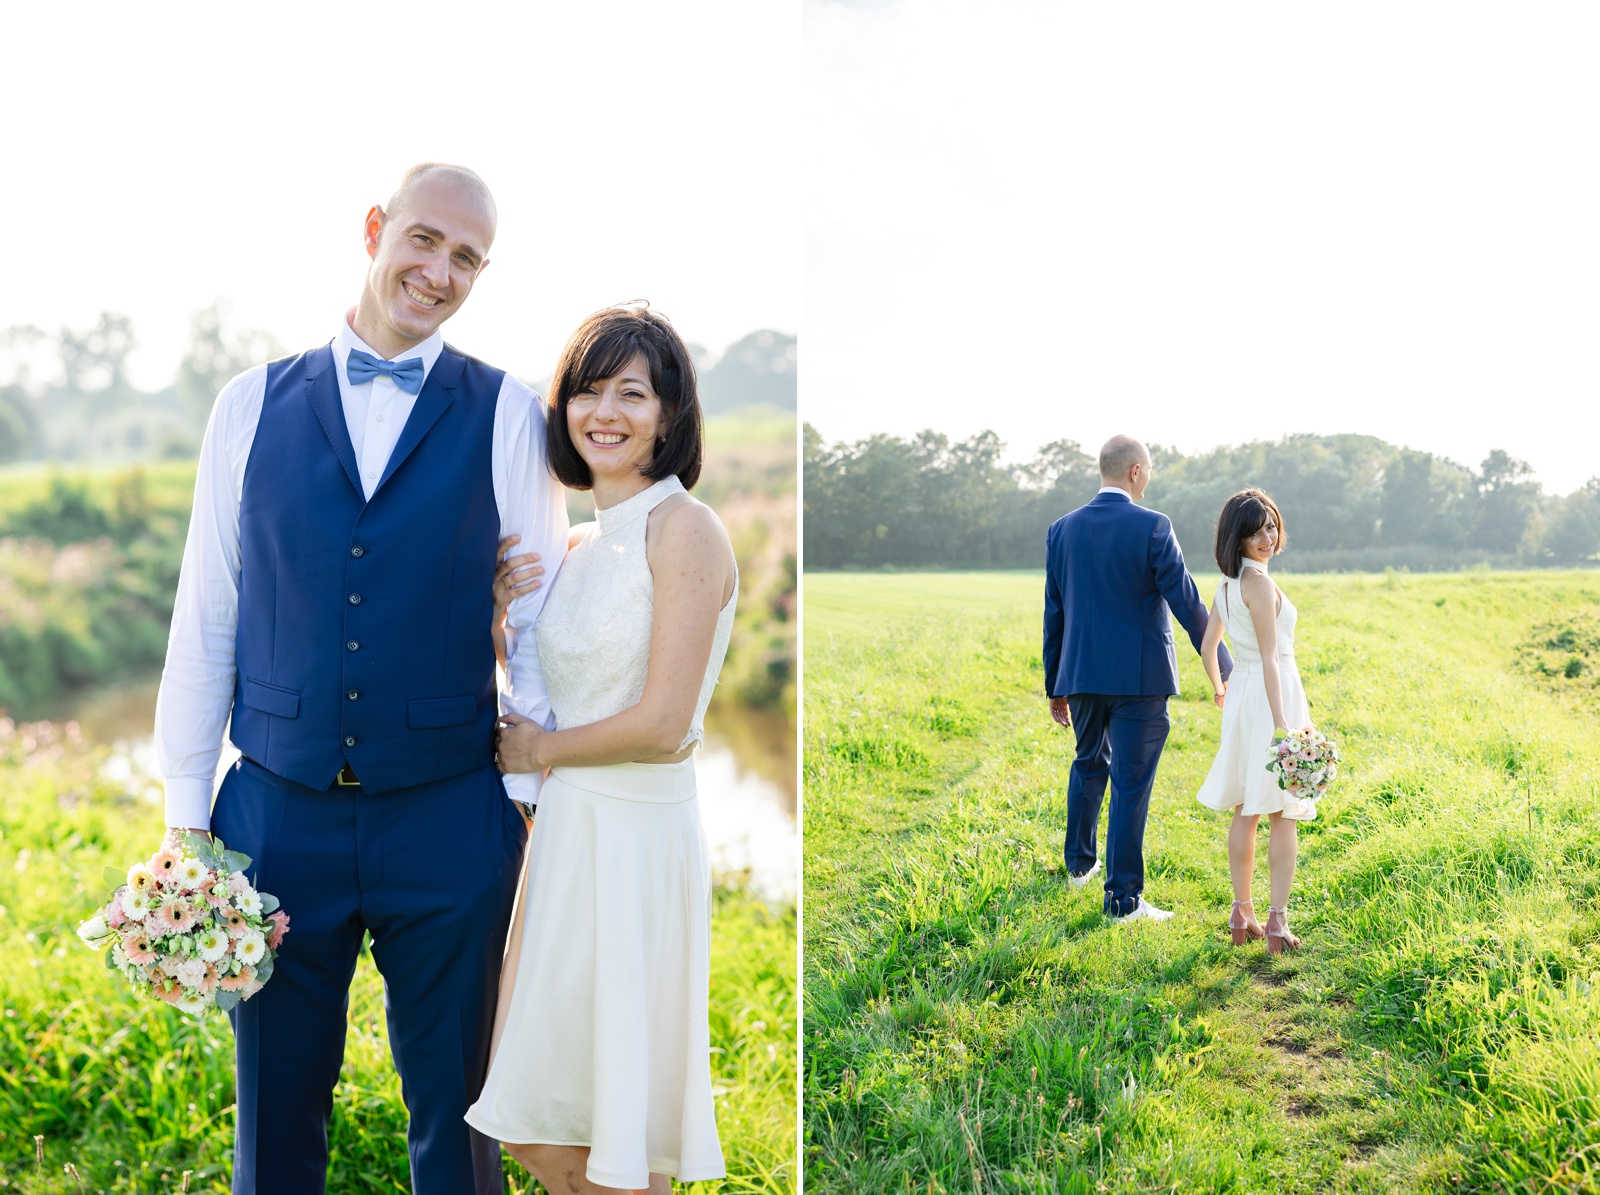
[804,570,1600,1193]
[0,720,795,1192]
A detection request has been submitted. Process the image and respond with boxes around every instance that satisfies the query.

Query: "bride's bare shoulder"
[568,522,596,550]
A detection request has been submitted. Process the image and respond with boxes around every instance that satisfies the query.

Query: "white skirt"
[464,759,726,1189]
[1195,656,1318,821]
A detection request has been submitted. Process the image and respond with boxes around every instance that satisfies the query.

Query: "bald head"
[1099,435,1150,482]
[387,162,498,248]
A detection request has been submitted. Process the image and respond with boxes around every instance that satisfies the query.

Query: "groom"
[1042,436,1229,921]
[152,164,568,1193]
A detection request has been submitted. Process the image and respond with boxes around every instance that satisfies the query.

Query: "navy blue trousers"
[211,758,527,1195]
[1062,694,1171,916]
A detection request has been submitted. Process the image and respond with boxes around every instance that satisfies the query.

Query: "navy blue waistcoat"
[231,343,504,794]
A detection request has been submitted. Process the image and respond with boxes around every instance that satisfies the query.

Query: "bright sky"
[8,1,797,391]
[806,1,1599,495]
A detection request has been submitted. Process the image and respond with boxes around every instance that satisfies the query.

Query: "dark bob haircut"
[545,304,703,491]
[1213,488,1288,578]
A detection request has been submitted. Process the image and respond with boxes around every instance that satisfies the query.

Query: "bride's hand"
[494,535,544,619]
[1213,682,1226,708]
[496,712,546,773]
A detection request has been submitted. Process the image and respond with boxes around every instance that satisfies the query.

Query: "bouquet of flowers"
[75,833,288,1016]
[1266,725,1341,808]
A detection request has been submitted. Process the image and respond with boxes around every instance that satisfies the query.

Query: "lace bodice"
[535,476,737,750]
[1216,558,1296,666]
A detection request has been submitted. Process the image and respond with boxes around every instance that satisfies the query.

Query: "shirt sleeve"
[153,367,264,830]
[494,377,570,805]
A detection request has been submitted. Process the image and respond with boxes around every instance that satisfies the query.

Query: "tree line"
[803,425,1600,571]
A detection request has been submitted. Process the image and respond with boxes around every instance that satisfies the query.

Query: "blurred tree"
[1542,478,1600,563]
[0,388,36,463]
[1473,449,1542,553]
[59,312,136,395]
[177,300,284,427]
[698,330,797,415]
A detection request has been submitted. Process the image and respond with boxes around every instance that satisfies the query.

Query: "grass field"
[803,570,1600,1194]
[0,722,796,1193]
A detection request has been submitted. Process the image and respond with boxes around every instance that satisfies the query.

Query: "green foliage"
[0,466,191,715]
[804,425,1600,571]
[0,721,795,1192]
[805,570,1600,1193]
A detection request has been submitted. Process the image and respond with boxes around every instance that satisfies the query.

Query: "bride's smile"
[568,352,663,495]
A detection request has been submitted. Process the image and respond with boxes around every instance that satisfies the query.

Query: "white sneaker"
[1110,898,1173,924]
[1067,860,1101,888]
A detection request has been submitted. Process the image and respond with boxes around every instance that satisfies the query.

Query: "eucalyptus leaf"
[192,837,222,869]
[103,943,118,970]
[213,988,243,1013]
[253,956,274,985]
[222,850,252,874]
[259,892,280,915]
[103,866,129,890]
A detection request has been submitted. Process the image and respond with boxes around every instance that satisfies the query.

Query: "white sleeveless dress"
[1195,558,1316,821]
[465,476,735,1189]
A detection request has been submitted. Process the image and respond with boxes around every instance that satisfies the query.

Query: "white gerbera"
[121,889,152,921]
[196,927,229,963]
[235,889,263,917]
[236,932,267,965]
[175,858,209,889]
[176,989,212,1015]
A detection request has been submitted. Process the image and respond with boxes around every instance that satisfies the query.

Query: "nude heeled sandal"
[1265,905,1301,955]
[1229,899,1265,946]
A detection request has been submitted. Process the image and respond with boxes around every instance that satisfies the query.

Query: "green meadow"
[803,570,1600,1194]
[0,722,795,1193]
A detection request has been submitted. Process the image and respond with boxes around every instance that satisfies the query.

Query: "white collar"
[1096,486,1134,501]
[332,313,444,378]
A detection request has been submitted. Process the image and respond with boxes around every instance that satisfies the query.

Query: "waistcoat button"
[349,594,362,605]
[351,546,365,558]
[346,641,359,652]
[347,690,360,701]
[344,736,356,747]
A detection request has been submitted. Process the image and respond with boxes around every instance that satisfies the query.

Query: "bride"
[1195,488,1312,955]
[465,305,737,1194]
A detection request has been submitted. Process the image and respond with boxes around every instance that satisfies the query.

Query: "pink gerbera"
[148,850,181,883]
[199,964,220,994]
[158,896,200,935]
[222,909,249,938]
[152,977,184,1004]
[265,910,290,950]
[205,881,232,909]
[218,964,256,992]
[121,929,157,966]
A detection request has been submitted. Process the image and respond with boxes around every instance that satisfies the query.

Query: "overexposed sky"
[806,1,1599,495]
[8,1,797,390]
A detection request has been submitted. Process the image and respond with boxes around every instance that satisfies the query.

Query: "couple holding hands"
[154,164,732,1194]
[1044,436,1312,952]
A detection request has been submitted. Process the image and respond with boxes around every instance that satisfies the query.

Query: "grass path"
[803,571,1600,1194]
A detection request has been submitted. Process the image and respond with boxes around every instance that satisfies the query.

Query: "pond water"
[60,677,797,903]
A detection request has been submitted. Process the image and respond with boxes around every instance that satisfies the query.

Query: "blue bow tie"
[346,349,425,395]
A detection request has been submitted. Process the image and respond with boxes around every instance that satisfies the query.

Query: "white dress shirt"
[154,317,568,829]
[1097,485,1133,500]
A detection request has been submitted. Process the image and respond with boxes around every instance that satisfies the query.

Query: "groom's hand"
[1049,697,1072,730]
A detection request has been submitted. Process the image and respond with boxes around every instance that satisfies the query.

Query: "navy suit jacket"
[1043,490,1230,698]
